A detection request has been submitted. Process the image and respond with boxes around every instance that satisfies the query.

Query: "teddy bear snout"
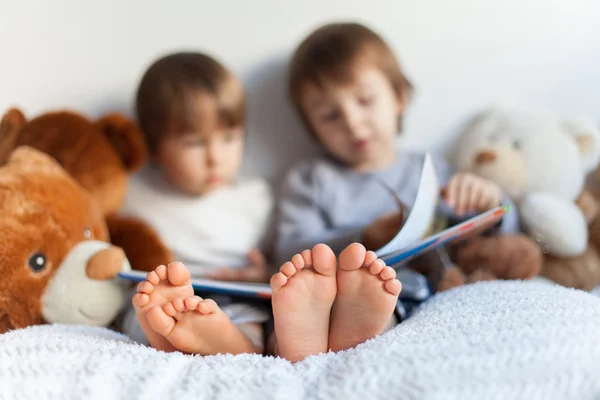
[86,246,125,280]
[474,150,497,165]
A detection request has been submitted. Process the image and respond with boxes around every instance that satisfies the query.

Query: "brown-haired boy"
[276,22,519,329]
[122,51,273,355]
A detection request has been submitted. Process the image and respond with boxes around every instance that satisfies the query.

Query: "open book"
[374,153,509,266]
[118,269,272,299]
[118,153,509,299]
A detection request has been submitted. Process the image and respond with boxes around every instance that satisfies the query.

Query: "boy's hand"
[205,248,269,283]
[444,172,502,216]
[361,211,405,251]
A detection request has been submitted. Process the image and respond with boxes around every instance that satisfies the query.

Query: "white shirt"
[120,167,273,278]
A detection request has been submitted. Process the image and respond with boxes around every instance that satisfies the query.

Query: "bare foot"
[131,263,193,352]
[329,243,402,352]
[270,244,337,363]
[146,296,258,355]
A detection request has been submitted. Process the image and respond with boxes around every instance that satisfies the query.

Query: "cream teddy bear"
[450,106,600,258]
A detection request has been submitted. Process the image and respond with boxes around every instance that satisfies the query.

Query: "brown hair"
[289,22,413,132]
[136,52,244,154]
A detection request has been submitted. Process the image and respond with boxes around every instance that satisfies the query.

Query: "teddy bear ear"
[561,117,600,174]
[94,113,148,172]
[0,108,27,164]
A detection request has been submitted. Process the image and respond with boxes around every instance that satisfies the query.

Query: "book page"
[380,204,509,267]
[375,153,440,257]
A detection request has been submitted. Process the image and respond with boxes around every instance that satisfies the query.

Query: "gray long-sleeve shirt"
[274,150,519,265]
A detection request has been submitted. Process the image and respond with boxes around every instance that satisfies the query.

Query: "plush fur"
[448,106,600,290]
[436,234,542,292]
[450,106,600,257]
[540,188,600,290]
[0,147,129,333]
[0,108,172,271]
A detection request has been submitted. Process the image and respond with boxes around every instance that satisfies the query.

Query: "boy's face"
[299,64,403,171]
[155,126,245,196]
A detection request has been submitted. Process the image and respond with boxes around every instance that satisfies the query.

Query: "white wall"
[1,0,599,182]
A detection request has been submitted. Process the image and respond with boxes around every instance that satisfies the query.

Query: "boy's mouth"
[207,175,222,185]
[353,139,369,151]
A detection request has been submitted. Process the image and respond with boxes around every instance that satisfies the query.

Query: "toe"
[146,270,160,286]
[162,302,178,317]
[385,279,402,296]
[132,293,149,308]
[379,266,396,281]
[291,254,306,270]
[280,262,297,277]
[363,251,378,267]
[369,259,385,275]
[301,249,313,267]
[198,299,218,314]
[172,298,186,312]
[155,265,168,281]
[137,281,154,294]
[270,272,288,291]
[339,243,367,271]
[167,262,191,286]
[147,305,176,337]
[184,296,202,310]
[312,244,337,276]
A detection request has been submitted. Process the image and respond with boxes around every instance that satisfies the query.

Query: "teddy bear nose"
[474,150,497,165]
[86,246,125,280]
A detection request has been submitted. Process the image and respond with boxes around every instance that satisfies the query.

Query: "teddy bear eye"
[512,140,521,150]
[28,252,47,272]
[84,227,93,239]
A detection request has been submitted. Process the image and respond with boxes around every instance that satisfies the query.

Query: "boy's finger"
[207,267,237,281]
[456,179,472,216]
[249,248,266,266]
[477,191,492,211]
[240,266,267,282]
[468,183,483,213]
[445,177,459,208]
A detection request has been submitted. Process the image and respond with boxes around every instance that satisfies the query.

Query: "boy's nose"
[343,116,366,138]
[342,105,370,137]
[347,123,370,141]
[350,125,369,138]
[206,144,222,166]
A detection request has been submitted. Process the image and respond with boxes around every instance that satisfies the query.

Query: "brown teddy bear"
[0,108,172,272]
[436,234,543,291]
[539,187,600,291]
[0,146,131,333]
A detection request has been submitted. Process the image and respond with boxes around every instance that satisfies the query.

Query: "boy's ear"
[94,113,148,172]
[0,108,27,164]
[396,96,407,133]
[396,95,406,115]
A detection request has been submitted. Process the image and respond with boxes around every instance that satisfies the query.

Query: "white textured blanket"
[2,280,600,400]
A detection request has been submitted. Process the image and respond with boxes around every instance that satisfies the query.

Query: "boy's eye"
[358,94,375,106]
[320,109,340,122]
[184,138,206,147]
